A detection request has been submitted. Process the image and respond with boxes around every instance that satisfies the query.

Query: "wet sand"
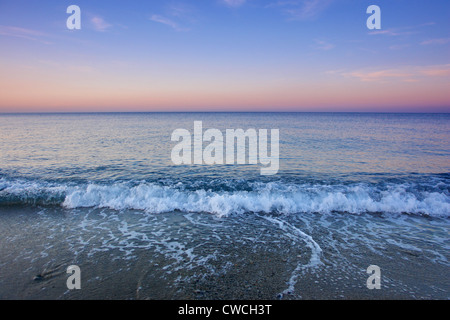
[0,206,448,300]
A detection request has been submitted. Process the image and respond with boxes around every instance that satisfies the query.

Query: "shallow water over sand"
[0,206,448,299]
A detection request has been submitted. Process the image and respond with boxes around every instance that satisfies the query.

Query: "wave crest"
[63,181,450,217]
[1,178,449,217]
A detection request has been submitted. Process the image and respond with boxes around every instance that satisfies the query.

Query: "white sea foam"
[1,178,448,217]
[62,181,450,217]
[261,215,323,297]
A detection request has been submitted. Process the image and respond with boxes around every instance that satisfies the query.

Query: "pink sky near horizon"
[1,57,449,113]
[0,1,449,113]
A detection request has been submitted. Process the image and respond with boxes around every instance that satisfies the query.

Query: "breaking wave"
[1,176,449,217]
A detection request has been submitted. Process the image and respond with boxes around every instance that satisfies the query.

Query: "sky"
[0,0,449,112]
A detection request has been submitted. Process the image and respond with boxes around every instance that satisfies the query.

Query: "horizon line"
[1,110,449,115]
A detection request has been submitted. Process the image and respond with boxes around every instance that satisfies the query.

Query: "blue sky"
[0,0,449,112]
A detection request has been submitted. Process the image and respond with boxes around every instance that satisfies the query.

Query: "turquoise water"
[0,112,449,299]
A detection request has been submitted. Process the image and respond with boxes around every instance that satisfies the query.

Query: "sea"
[0,112,448,299]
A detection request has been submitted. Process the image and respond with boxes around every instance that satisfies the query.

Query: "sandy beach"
[0,205,448,300]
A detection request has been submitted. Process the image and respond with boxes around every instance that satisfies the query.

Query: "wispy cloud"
[369,22,436,37]
[312,39,336,51]
[339,64,450,83]
[345,69,413,82]
[389,44,410,50]
[421,38,450,45]
[368,29,416,37]
[267,0,334,20]
[150,14,187,31]
[91,16,113,32]
[0,25,52,44]
[222,0,247,8]
[420,65,450,77]
[150,4,196,32]
[313,39,335,51]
